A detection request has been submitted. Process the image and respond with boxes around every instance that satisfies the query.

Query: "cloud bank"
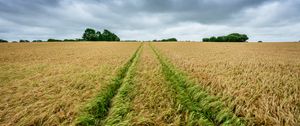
[0,0,299,42]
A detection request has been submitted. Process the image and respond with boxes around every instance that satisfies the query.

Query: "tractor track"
[76,43,246,126]
[150,43,246,126]
[76,44,143,126]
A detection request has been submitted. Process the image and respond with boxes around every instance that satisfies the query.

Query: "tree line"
[45,28,120,42]
[203,33,249,42]
[0,28,120,43]
[153,38,178,42]
[1,32,254,43]
[0,39,8,43]
[82,28,120,41]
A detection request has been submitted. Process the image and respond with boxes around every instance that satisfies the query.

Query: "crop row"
[150,44,245,125]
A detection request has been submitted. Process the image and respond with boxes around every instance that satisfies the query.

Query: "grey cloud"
[230,0,300,27]
[100,0,276,23]
[0,0,299,41]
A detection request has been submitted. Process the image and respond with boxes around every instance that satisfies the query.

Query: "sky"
[0,0,299,42]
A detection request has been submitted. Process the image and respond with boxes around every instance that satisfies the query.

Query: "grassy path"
[102,44,142,125]
[103,44,180,125]
[124,44,179,125]
[150,43,246,125]
[76,44,143,125]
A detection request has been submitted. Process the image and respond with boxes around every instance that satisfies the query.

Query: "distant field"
[0,42,299,125]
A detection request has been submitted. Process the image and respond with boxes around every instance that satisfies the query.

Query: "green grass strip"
[150,44,246,126]
[103,45,141,126]
[104,45,141,126]
[76,44,143,126]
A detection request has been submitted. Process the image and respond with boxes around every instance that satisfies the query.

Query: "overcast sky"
[0,0,299,42]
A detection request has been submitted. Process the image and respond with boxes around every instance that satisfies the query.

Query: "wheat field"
[154,42,300,125]
[0,42,140,125]
[0,42,299,126]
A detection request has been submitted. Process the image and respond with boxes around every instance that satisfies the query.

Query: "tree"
[202,38,209,42]
[209,36,217,42]
[20,40,30,42]
[216,36,226,42]
[102,29,110,41]
[111,33,120,41]
[0,39,8,43]
[227,33,248,42]
[102,29,120,41]
[96,31,103,41]
[226,34,238,42]
[82,28,98,41]
[168,38,177,41]
[241,34,249,42]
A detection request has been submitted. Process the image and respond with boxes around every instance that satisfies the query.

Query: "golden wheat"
[1,42,299,126]
[154,42,300,125]
[128,44,180,125]
[0,42,140,125]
